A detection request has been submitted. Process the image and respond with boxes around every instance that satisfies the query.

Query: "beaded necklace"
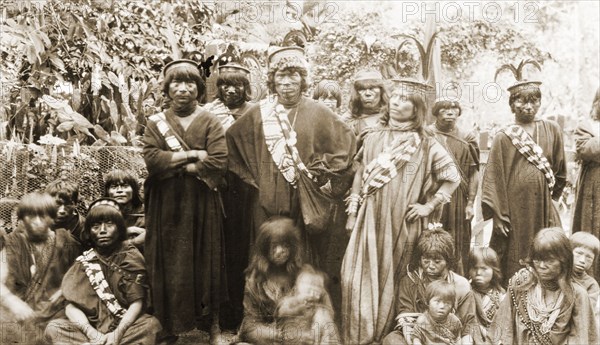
[509,274,554,345]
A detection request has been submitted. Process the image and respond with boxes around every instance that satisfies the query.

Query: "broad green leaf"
[93,124,110,141]
[109,99,119,126]
[56,121,74,132]
[49,55,66,72]
[107,71,120,86]
[69,111,94,129]
[110,131,128,144]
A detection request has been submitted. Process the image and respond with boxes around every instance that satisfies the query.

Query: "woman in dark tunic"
[142,59,228,342]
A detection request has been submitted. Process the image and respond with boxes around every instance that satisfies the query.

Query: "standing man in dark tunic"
[143,59,228,343]
[226,47,356,267]
[429,97,480,274]
[206,63,256,329]
[482,67,566,285]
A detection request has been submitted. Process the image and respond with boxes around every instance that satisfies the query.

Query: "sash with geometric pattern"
[361,131,422,196]
[203,99,235,130]
[147,113,183,152]
[261,97,314,187]
[76,249,126,319]
[502,124,556,190]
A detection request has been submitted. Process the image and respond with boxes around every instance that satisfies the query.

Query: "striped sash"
[502,125,556,190]
[147,113,183,152]
[203,99,235,130]
[361,131,421,196]
[76,249,126,319]
[261,98,314,187]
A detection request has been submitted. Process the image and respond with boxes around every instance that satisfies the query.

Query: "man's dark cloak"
[482,120,566,284]
[226,96,356,265]
[430,125,480,274]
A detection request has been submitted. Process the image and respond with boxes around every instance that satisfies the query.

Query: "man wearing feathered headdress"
[226,46,357,268]
[482,61,567,285]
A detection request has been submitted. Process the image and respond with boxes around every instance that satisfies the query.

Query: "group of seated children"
[1,172,599,345]
[0,171,155,344]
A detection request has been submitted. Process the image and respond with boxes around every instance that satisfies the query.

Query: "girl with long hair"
[490,227,599,344]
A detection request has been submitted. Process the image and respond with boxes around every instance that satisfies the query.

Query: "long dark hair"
[312,79,342,108]
[103,170,143,210]
[409,228,456,273]
[82,198,127,248]
[349,79,389,118]
[468,247,503,292]
[243,216,305,315]
[245,216,304,280]
[380,91,431,137]
[266,66,308,95]
[17,192,57,220]
[518,227,575,305]
[162,62,206,101]
[216,73,253,102]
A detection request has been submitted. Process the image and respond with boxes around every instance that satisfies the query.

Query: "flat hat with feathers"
[495,59,542,95]
[391,34,437,96]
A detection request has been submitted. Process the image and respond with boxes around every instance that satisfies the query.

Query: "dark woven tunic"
[143,107,228,334]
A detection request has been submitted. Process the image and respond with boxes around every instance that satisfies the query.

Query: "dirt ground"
[166,330,238,344]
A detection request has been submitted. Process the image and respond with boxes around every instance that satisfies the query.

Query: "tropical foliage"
[1,0,597,146]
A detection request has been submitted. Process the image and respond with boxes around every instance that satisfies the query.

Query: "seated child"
[275,265,340,345]
[570,232,600,326]
[45,198,161,344]
[45,179,85,242]
[468,247,505,341]
[412,280,462,345]
[1,193,81,344]
[103,170,145,248]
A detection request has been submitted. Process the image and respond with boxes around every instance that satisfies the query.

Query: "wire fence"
[0,141,147,233]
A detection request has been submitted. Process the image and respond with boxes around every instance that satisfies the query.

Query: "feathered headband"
[494,59,542,95]
[267,46,308,72]
[391,34,438,96]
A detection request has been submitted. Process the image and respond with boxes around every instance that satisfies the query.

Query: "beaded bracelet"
[434,191,452,204]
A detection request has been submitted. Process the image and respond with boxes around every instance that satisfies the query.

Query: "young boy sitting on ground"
[45,179,85,243]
